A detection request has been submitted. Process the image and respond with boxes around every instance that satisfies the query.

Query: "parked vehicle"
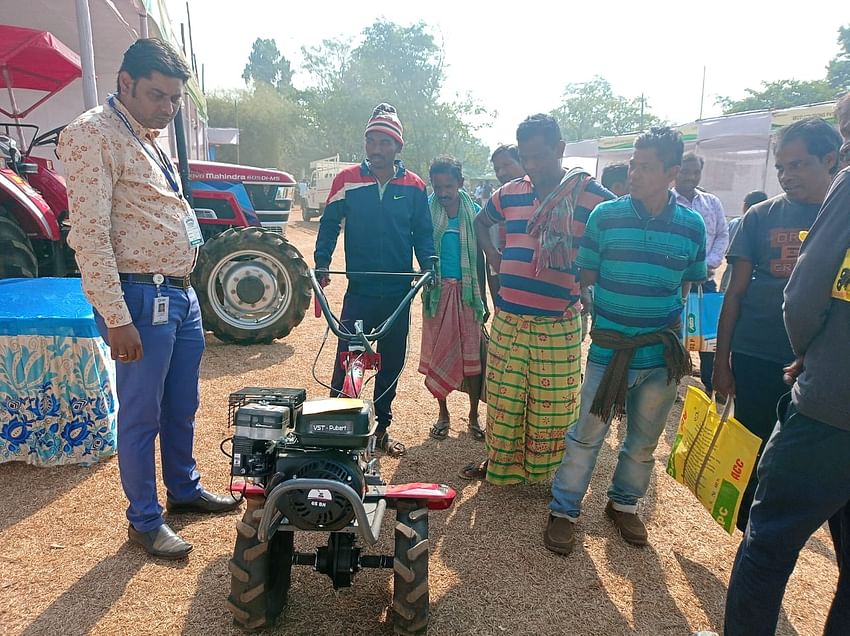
[189,160,297,237]
[303,154,358,221]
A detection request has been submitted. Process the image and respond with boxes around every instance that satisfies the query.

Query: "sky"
[170,0,845,150]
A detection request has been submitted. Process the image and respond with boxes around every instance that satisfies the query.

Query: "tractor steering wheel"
[32,125,66,149]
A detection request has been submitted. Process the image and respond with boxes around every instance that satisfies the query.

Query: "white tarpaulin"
[563,102,838,216]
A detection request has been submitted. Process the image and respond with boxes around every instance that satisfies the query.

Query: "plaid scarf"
[424,189,485,322]
[589,325,692,421]
[526,167,590,274]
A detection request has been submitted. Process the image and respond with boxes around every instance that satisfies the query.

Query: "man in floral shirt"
[58,39,240,560]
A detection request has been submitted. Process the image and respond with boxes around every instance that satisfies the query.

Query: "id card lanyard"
[108,95,182,195]
[108,96,204,254]
[109,96,199,324]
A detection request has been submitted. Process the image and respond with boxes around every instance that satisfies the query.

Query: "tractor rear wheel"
[0,206,38,278]
[193,227,311,345]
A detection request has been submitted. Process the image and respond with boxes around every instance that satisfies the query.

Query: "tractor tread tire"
[193,227,311,345]
[227,502,293,632]
[0,210,38,278]
[392,503,430,636]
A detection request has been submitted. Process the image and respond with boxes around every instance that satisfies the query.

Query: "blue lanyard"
[107,95,182,196]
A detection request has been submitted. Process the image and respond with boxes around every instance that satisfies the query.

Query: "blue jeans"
[724,403,850,636]
[95,282,204,532]
[549,360,678,519]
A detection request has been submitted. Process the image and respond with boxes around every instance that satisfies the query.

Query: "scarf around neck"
[526,167,590,274]
[424,189,485,322]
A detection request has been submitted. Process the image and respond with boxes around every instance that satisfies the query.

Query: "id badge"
[182,212,205,247]
[152,295,170,325]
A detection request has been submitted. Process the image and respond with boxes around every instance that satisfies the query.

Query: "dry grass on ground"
[0,215,838,636]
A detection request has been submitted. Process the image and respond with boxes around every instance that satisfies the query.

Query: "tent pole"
[2,67,25,147]
[73,0,98,110]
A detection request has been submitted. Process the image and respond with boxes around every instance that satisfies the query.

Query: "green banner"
[771,102,836,130]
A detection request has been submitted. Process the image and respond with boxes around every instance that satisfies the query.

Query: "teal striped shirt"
[579,193,707,369]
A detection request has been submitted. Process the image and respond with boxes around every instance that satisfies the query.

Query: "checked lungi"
[418,279,482,399]
[485,307,582,485]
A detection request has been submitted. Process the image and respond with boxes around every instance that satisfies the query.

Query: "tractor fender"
[0,168,60,240]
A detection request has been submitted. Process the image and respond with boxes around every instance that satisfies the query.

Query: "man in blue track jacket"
[314,103,435,456]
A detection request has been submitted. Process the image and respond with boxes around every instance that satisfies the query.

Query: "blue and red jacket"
[314,160,435,297]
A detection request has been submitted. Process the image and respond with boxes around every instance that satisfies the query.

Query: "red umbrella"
[0,24,82,120]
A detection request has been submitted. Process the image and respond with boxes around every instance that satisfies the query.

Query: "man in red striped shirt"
[462,114,613,484]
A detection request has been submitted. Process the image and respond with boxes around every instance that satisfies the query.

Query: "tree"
[827,24,850,91]
[301,38,352,93]
[213,21,490,180]
[242,38,294,94]
[299,20,490,178]
[718,79,839,114]
[550,77,663,142]
[719,23,849,113]
[207,84,303,170]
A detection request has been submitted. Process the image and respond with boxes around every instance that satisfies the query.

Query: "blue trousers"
[724,403,850,636]
[95,282,204,532]
[330,291,410,433]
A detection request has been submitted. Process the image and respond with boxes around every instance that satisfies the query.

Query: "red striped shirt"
[485,175,612,316]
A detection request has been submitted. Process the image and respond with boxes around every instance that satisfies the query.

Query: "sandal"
[429,419,450,440]
[459,459,488,481]
[376,432,407,457]
[467,416,484,441]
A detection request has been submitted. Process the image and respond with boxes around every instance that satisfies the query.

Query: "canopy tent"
[563,102,838,216]
[0,25,82,119]
[0,0,207,161]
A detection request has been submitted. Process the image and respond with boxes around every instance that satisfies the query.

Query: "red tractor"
[0,24,310,345]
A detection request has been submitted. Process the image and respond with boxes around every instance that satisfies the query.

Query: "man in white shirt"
[674,152,729,393]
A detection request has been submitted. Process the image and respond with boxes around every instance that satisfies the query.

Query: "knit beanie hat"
[365,103,404,148]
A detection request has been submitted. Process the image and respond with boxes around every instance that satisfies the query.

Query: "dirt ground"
[0,214,838,636]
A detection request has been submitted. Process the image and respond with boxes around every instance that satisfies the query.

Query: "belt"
[119,273,192,289]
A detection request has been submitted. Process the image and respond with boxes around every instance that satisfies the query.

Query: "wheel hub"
[235,274,266,305]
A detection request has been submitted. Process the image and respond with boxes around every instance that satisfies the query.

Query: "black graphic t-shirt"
[727,194,821,364]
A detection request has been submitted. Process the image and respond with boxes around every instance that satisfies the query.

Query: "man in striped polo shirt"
[468,114,614,485]
[546,127,706,554]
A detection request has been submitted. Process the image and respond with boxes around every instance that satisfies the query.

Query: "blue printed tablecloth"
[0,278,117,466]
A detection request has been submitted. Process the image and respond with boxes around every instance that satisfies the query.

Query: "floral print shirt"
[57,98,197,328]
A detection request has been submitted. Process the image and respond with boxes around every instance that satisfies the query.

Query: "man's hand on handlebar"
[423,255,440,291]
[316,267,331,288]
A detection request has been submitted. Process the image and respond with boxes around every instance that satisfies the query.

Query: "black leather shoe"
[128,523,192,559]
[165,489,243,514]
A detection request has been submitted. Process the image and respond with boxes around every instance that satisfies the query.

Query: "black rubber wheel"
[192,227,311,345]
[226,500,294,631]
[392,502,430,635]
[0,206,38,278]
[303,208,317,221]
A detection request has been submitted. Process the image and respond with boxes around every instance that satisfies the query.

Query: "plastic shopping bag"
[666,385,761,534]
[683,287,724,352]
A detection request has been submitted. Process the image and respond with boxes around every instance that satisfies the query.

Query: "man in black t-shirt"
[713,117,842,532]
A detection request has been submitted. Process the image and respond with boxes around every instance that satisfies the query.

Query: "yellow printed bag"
[666,386,761,534]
